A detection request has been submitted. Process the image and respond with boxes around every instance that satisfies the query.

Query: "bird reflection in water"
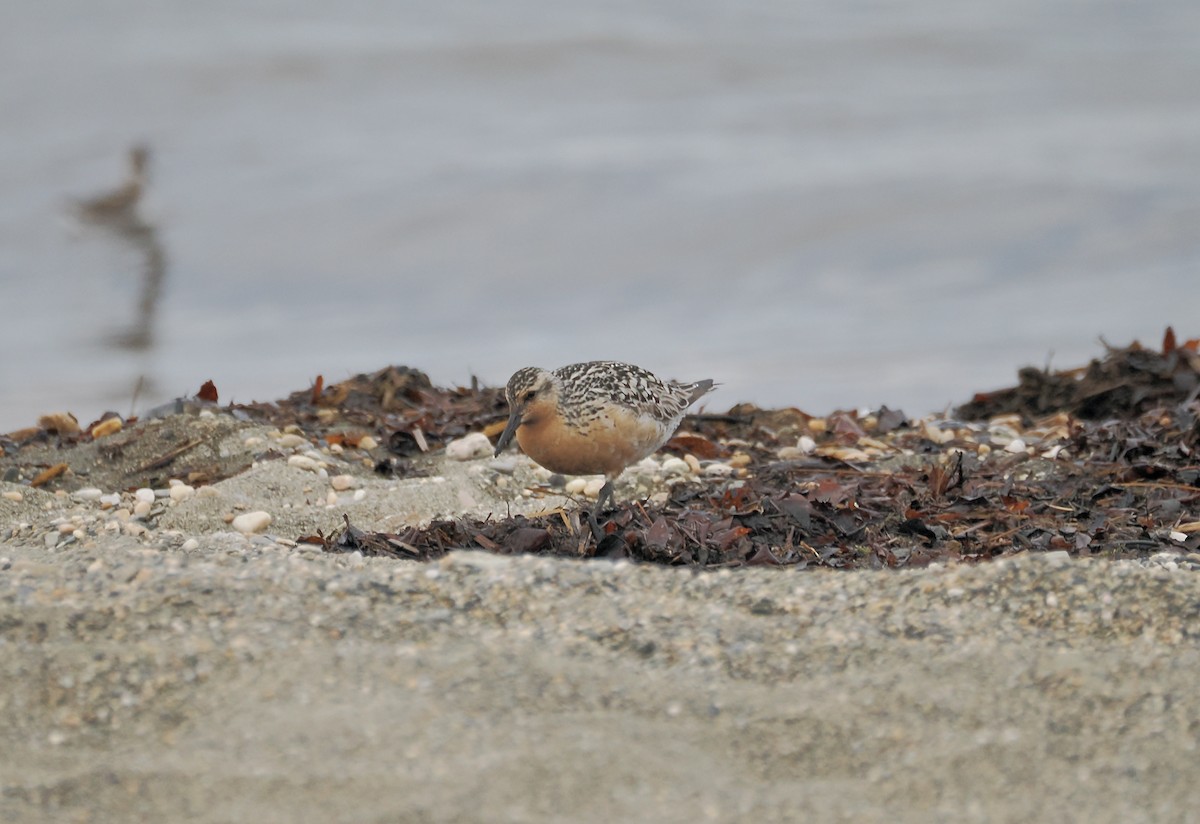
[74,144,167,352]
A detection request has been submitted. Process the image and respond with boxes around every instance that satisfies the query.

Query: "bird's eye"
[520,389,536,402]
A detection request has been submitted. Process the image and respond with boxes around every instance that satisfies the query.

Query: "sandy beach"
[3,377,1200,821]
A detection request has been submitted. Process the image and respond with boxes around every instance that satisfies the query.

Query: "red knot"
[494,361,715,513]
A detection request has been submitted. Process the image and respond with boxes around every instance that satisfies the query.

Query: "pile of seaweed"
[316,331,1200,569]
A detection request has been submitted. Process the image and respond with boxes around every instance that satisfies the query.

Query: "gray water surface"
[2,0,1198,430]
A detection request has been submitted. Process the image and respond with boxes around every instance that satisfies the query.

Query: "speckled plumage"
[507,361,712,428]
[494,361,715,513]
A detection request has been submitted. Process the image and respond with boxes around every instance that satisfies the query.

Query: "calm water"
[2,0,1198,431]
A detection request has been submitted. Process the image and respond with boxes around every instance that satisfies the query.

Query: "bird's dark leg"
[587,479,615,542]
[595,479,614,514]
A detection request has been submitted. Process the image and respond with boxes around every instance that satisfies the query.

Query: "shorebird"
[75,145,151,223]
[494,361,715,516]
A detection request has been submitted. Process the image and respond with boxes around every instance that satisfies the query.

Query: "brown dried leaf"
[665,433,721,459]
[505,527,551,554]
[196,380,218,404]
[30,463,69,487]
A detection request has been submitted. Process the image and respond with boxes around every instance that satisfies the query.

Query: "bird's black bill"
[494,410,522,456]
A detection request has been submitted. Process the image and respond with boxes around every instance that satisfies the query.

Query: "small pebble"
[72,487,103,502]
[181,538,200,551]
[660,457,690,476]
[330,475,355,491]
[358,435,379,450]
[1004,438,1028,454]
[353,489,366,502]
[445,432,493,461]
[564,478,588,495]
[2,491,23,502]
[489,458,518,474]
[634,456,660,474]
[582,478,605,498]
[98,493,121,507]
[288,455,321,472]
[704,463,735,478]
[277,434,310,449]
[232,511,273,534]
[169,484,195,503]
[135,488,155,504]
[133,500,152,518]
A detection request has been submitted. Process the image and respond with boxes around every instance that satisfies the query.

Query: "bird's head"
[494,366,556,456]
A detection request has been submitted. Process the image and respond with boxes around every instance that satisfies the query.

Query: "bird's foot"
[587,508,605,542]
